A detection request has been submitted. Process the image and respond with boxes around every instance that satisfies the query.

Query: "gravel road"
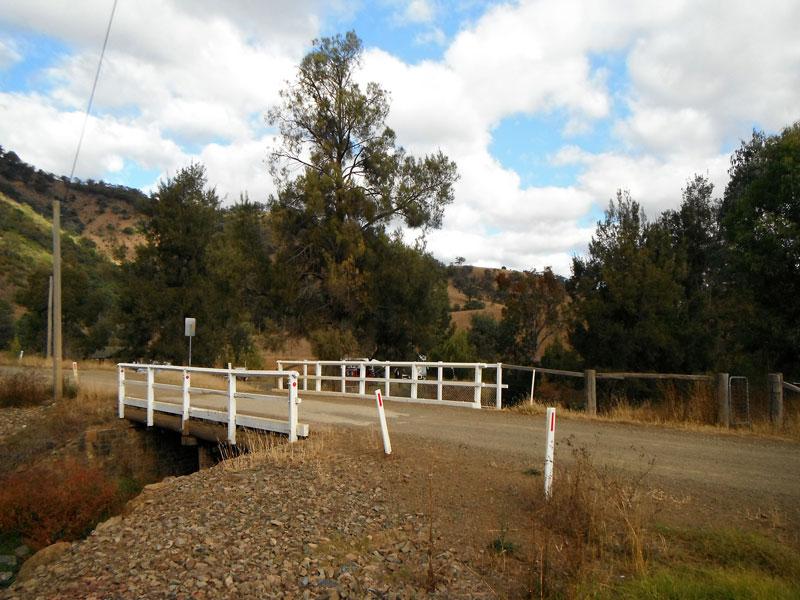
[63,367,800,504]
[5,366,800,505]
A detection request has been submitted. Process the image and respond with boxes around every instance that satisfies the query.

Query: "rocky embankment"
[2,433,493,599]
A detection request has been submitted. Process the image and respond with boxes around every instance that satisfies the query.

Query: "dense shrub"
[0,373,50,407]
[0,373,77,408]
[463,299,485,310]
[0,459,119,549]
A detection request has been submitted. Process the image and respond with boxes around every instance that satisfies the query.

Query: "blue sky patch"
[0,29,71,93]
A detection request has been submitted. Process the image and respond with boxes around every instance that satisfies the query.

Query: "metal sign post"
[185,317,196,366]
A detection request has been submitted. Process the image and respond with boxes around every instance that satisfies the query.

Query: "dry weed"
[217,426,329,472]
[512,394,800,441]
[0,372,51,407]
[528,442,654,597]
[0,387,117,475]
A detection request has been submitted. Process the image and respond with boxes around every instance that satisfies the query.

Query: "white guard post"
[375,389,392,455]
[529,369,537,405]
[72,361,79,384]
[117,366,125,418]
[288,372,299,443]
[227,366,237,445]
[146,367,155,427]
[544,407,556,499]
[182,370,191,433]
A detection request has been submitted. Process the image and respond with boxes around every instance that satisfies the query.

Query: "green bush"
[463,299,485,310]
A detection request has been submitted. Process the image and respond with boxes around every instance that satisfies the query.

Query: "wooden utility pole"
[46,275,53,359]
[53,199,62,401]
[584,369,597,416]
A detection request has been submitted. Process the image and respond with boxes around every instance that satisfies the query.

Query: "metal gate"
[729,376,750,426]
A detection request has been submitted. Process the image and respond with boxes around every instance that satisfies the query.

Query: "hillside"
[446,264,506,330]
[0,147,147,310]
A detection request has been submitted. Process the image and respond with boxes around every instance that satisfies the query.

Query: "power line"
[55,0,118,401]
[68,0,118,180]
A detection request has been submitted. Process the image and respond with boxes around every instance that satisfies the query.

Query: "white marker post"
[117,366,125,418]
[544,407,556,499]
[72,361,79,384]
[375,389,392,455]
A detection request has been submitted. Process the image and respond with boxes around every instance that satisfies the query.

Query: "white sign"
[185,317,196,337]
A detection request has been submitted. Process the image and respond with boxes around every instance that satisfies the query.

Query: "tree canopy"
[266,31,458,357]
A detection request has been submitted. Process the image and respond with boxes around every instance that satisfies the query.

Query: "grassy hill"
[0,147,148,311]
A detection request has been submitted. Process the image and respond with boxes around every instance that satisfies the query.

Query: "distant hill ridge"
[0,146,148,309]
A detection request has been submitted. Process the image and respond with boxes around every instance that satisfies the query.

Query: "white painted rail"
[275,359,509,408]
[117,363,307,444]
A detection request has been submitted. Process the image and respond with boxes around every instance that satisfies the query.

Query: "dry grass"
[523,442,654,597]
[0,386,117,476]
[0,372,51,407]
[513,379,800,441]
[216,426,330,472]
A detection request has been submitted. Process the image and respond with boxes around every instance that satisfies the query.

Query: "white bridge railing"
[275,359,508,409]
[117,363,306,443]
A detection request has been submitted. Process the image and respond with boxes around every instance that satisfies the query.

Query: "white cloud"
[403,0,435,24]
[1,0,798,275]
[197,137,278,204]
[0,0,322,199]
[414,27,445,46]
[554,145,730,216]
[0,92,185,178]
[0,37,21,70]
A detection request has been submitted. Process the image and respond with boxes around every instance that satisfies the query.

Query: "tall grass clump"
[529,443,652,597]
[218,427,327,472]
[0,373,50,407]
[0,372,78,408]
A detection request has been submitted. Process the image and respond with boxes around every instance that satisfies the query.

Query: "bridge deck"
[120,386,309,443]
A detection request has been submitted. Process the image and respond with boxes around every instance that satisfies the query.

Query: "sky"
[0,0,798,274]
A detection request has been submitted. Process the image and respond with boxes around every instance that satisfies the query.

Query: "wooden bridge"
[117,363,309,444]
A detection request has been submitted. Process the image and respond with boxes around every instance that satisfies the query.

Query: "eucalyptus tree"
[267,31,457,356]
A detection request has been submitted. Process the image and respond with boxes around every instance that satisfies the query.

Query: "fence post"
[302,362,308,391]
[277,362,284,390]
[717,373,730,427]
[473,365,483,408]
[495,363,503,409]
[117,365,125,418]
[182,369,190,433]
[384,364,391,398]
[340,363,346,393]
[437,361,443,402]
[315,362,322,392]
[529,369,536,406]
[146,367,154,427]
[359,362,366,396]
[288,371,298,443]
[769,373,784,426]
[227,368,237,445]
[584,369,596,416]
[411,363,418,400]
